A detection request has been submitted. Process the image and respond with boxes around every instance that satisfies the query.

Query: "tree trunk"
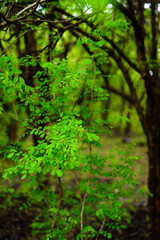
[147,134,160,240]
[146,81,160,240]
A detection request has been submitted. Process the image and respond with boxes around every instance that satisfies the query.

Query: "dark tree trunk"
[147,134,160,240]
[146,73,160,240]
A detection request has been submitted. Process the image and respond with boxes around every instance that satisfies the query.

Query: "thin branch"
[102,35,141,74]
[5,0,16,18]
[13,101,18,120]
[113,1,147,67]
[14,0,41,21]
[2,110,22,125]
[0,12,10,24]
[0,0,41,28]
[95,216,106,240]
[55,5,141,75]
[0,29,32,56]
[19,12,90,25]
[71,30,134,105]
[48,30,64,60]
[72,73,87,111]
[109,50,148,134]
[75,25,141,75]
[71,29,148,134]
[1,0,7,13]
[0,1,97,29]
[80,192,87,239]
[113,1,140,31]
[2,110,49,137]
[62,9,103,32]
[17,0,44,17]
[103,82,134,104]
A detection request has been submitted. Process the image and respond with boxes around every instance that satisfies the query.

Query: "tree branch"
[72,25,148,133]
[113,1,147,68]
[71,29,134,105]
[0,0,42,28]
[54,6,141,75]
[0,29,32,56]
[109,49,148,134]
[17,0,44,17]
[80,192,87,239]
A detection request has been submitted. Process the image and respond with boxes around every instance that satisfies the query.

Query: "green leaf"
[19,77,24,84]
[21,174,27,180]
[70,79,75,87]
[79,132,83,138]
[30,129,35,135]
[2,172,8,178]
[51,170,55,175]
[56,169,63,177]
[77,38,81,46]
[30,104,34,111]
[97,41,105,47]
[107,233,112,239]
[84,59,92,64]
[8,152,14,158]
[92,134,99,141]
[40,133,45,138]
[13,75,18,83]
[90,46,94,52]
[120,225,126,229]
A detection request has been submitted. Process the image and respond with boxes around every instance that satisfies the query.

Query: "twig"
[19,10,91,25]
[48,30,64,59]
[71,77,87,112]
[0,12,10,24]
[17,0,42,17]
[0,0,41,28]
[12,101,18,120]
[2,110,49,137]
[5,0,16,18]
[2,110,22,125]
[2,0,7,13]
[80,192,87,240]
[95,216,106,240]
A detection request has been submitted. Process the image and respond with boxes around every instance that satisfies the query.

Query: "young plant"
[1,55,140,240]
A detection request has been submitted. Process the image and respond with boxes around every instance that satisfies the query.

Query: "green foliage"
[0,53,140,239]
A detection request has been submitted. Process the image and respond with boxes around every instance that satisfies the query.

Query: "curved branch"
[0,29,32,56]
[113,1,147,67]
[101,35,141,74]
[71,29,134,105]
[71,28,148,134]
[54,6,141,75]
[109,49,148,134]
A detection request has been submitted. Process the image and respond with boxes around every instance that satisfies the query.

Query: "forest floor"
[0,134,149,240]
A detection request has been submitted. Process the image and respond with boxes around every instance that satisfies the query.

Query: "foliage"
[1,0,154,239]
[0,53,140,239]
